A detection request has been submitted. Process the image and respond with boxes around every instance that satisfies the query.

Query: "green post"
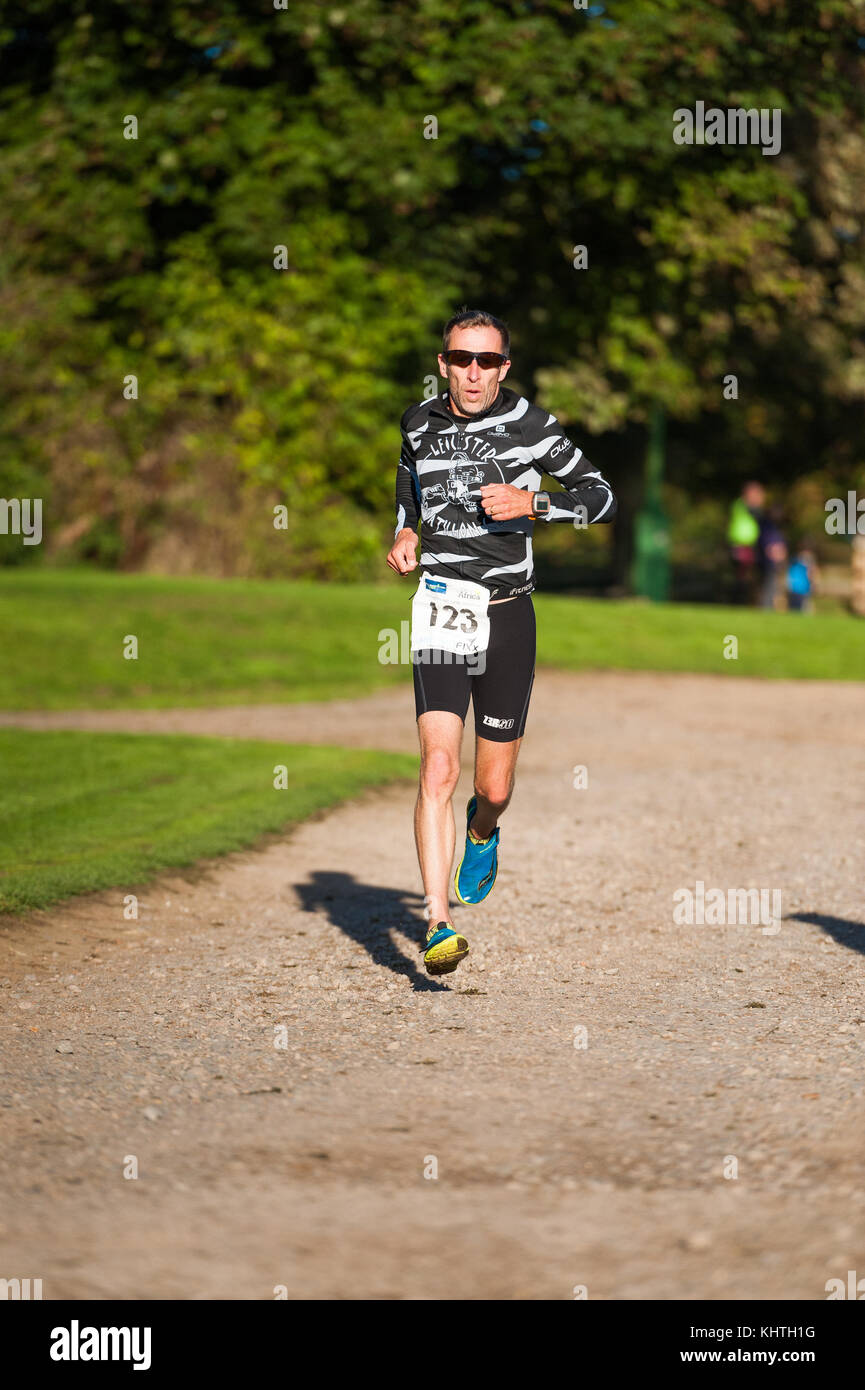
[631,403,671,601]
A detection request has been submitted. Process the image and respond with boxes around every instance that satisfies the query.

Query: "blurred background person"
[757,503,788,610]
[727,481,765,604]
[787,542,819,613]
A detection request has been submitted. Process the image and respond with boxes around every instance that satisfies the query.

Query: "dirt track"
[1,670,864,1300]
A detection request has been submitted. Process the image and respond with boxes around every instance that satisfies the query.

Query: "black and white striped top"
[394,386,617,598]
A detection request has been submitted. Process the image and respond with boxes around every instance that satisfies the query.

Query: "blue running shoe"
[454,795,499,906]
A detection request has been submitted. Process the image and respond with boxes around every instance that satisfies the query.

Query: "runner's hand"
[480,484,534,521]
[386,529,419,575]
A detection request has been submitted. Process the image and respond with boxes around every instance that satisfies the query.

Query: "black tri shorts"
[412,592,536,743]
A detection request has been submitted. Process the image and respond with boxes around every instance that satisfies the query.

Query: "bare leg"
[470,734,523,840]
[415,710,464,924]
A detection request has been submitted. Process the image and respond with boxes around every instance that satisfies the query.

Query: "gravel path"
[1,670,864,1300]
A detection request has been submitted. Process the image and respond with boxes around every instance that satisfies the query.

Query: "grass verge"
[0,568,862,711]
[0,729,417,914]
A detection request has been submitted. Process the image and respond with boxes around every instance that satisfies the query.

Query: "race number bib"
[410,574,491,658]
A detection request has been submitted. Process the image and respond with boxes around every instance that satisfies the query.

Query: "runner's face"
[438,326,510,416]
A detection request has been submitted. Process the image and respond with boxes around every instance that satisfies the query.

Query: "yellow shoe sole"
[423,932,470,976]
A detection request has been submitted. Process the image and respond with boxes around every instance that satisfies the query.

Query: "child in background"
[787,545,818,613]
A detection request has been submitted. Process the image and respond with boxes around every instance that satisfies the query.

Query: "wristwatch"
[531,492,551,519]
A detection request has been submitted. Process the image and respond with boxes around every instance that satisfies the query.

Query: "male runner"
[386,308,616,976]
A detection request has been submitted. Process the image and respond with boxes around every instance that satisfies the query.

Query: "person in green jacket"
[727,481,765,604]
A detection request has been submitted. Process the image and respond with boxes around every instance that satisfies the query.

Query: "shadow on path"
[791,911,865,958]
[293,870,448,991]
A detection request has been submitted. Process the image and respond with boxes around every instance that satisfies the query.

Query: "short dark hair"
[442,307,510,359]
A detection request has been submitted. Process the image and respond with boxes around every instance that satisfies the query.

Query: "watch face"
[536,493,550,512]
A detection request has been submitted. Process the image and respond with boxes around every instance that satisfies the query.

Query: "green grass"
[537,593,865,682]
[0,729,417,914]
[0,568,413,710]
[0,568,862,711]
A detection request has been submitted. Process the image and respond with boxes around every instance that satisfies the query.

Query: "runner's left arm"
[532,415,617,524]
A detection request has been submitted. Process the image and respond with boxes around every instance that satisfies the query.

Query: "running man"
[386,308,617,976]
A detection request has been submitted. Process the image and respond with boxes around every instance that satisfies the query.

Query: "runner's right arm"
[387,421,420,574]
[394,423,421,537]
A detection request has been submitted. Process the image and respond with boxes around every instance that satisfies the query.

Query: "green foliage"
[1,1,864,578]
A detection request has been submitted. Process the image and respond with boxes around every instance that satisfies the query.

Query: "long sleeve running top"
[395,385,616,598]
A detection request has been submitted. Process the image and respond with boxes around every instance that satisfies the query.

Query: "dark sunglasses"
[441,349,507,369]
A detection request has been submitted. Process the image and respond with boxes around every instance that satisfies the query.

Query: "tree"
[1,0,863,582]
